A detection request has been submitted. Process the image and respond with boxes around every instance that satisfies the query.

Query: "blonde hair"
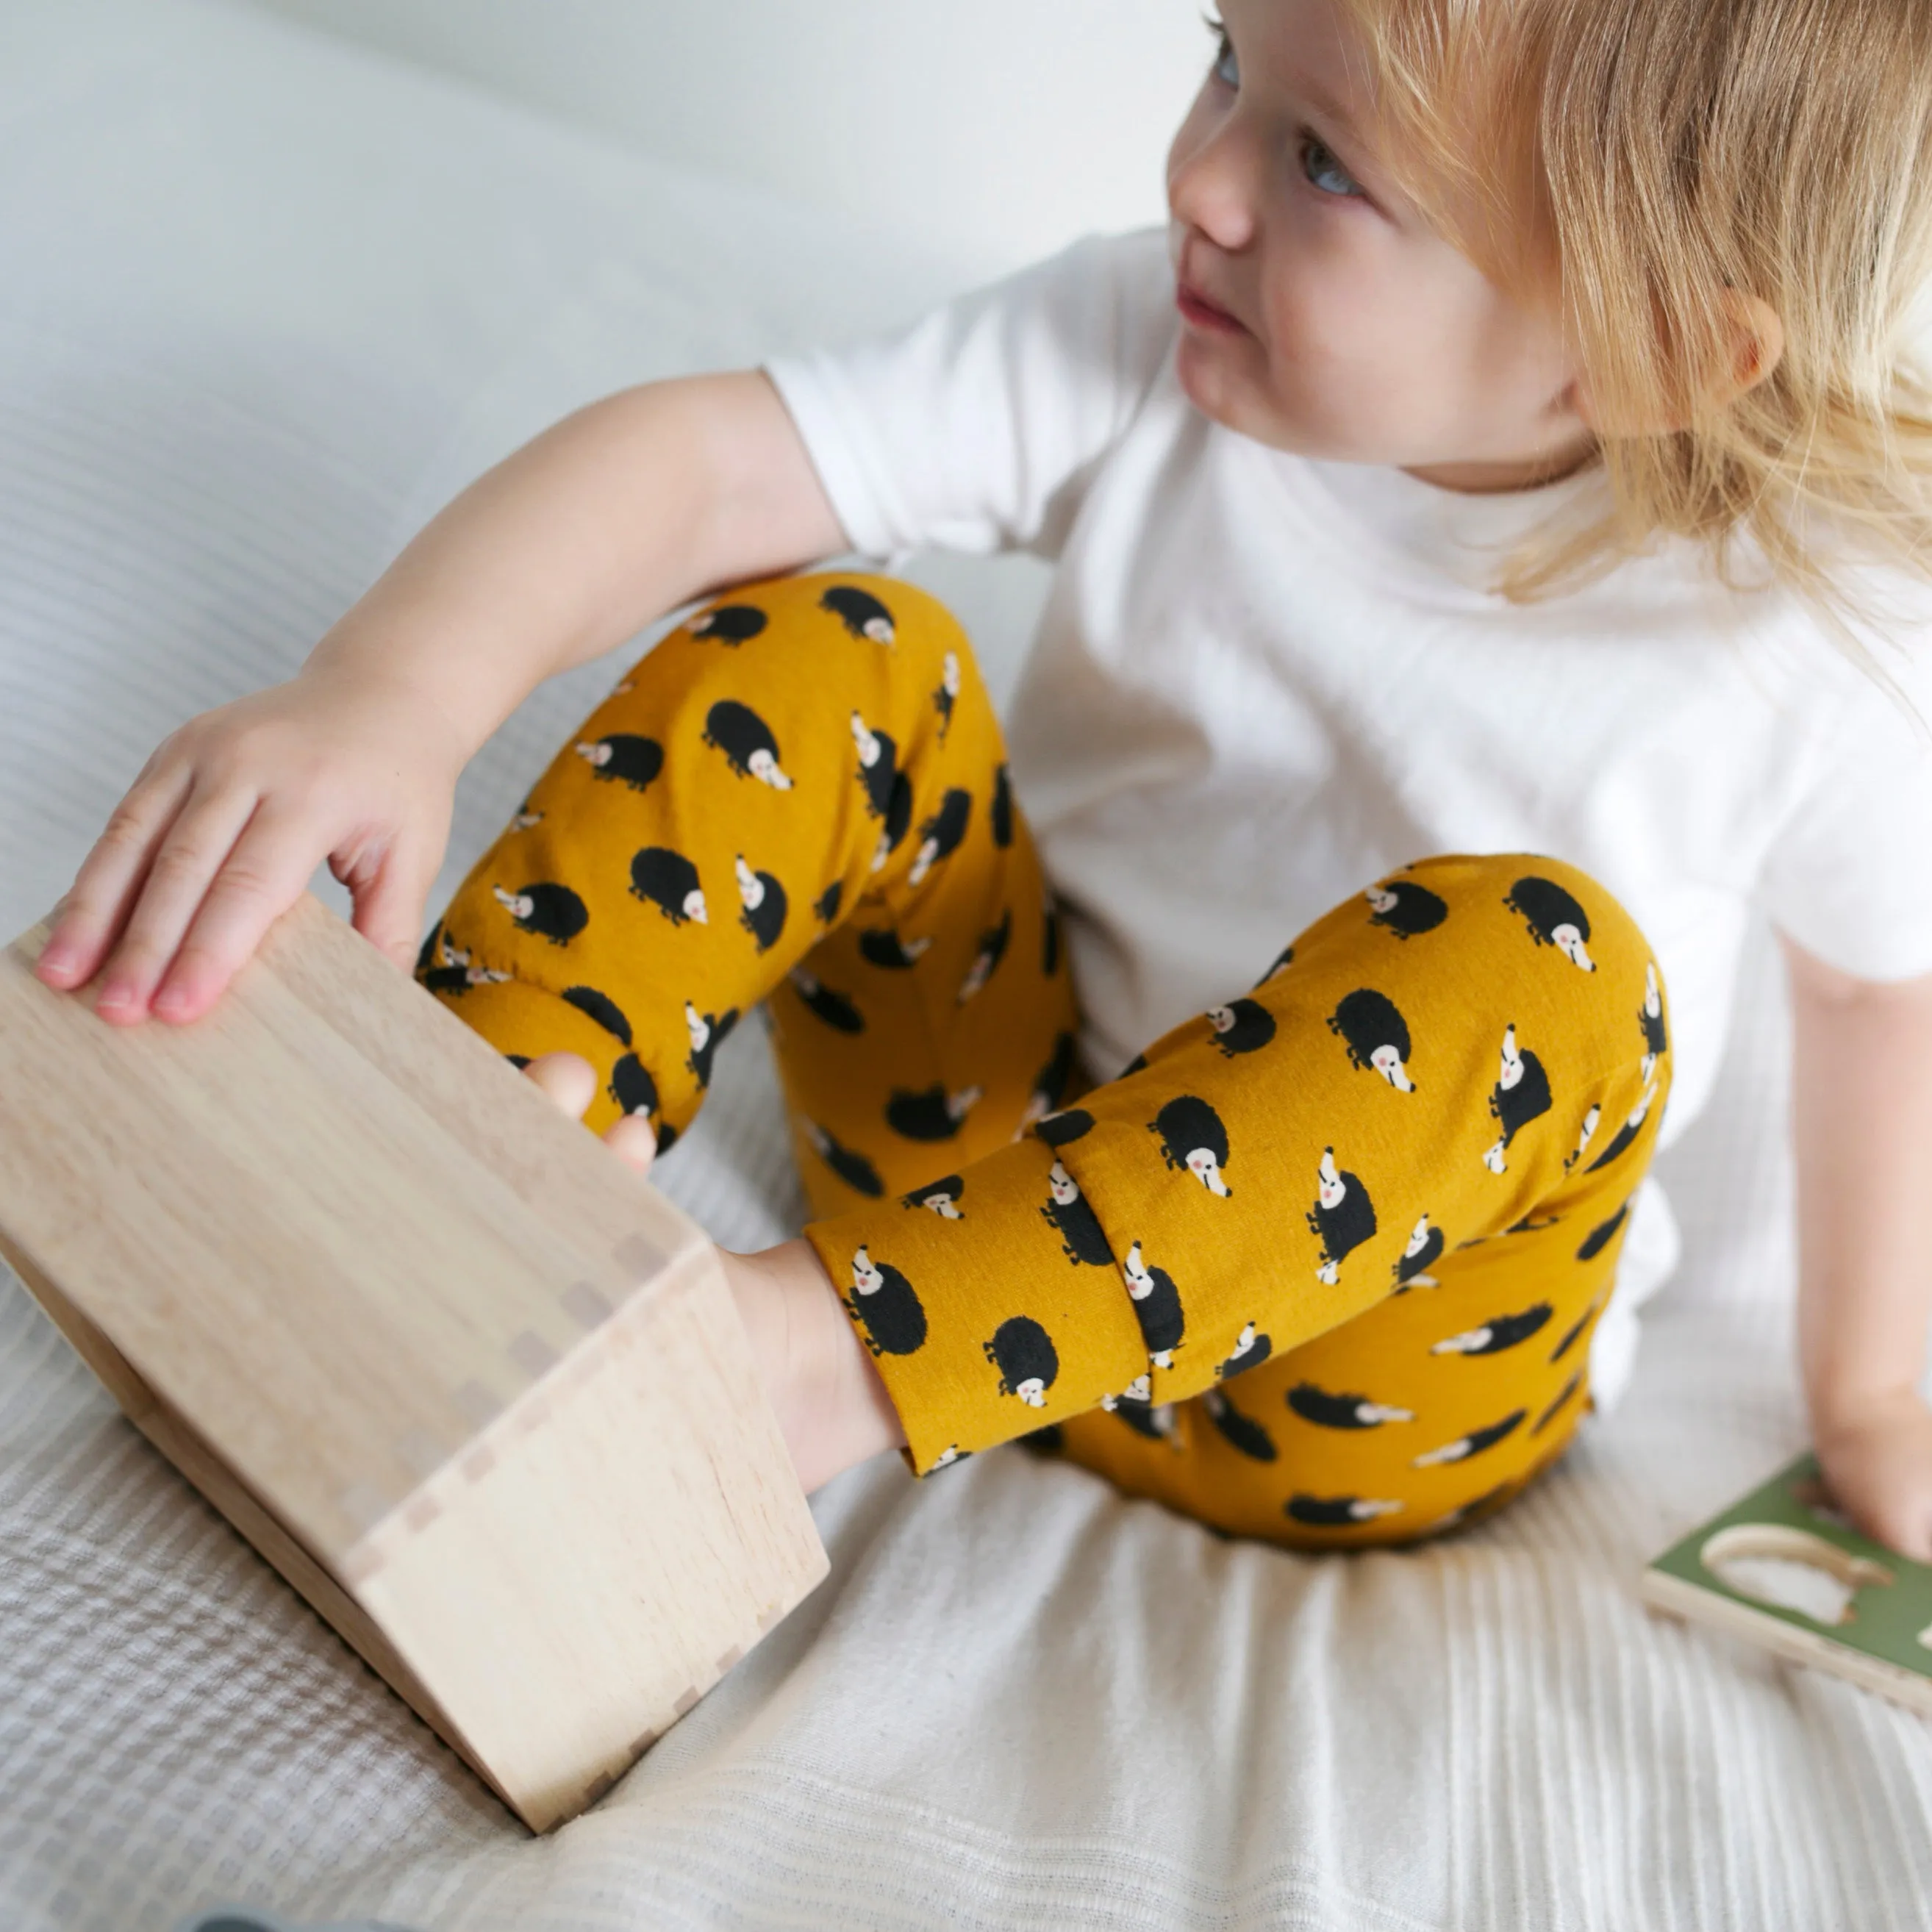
[1334,0,1932,704]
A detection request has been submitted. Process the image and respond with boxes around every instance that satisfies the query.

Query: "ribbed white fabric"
[1,6,1928,1930]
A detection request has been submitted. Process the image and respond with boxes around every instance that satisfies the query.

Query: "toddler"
[36,0,1932,1554]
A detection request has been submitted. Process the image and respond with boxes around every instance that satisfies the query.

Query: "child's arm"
[35,371,844,1024]
[1782,929,1932,1559]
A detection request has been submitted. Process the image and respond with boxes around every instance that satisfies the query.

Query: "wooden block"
[1642,1450,1932,1718]
[0,892,829,1832]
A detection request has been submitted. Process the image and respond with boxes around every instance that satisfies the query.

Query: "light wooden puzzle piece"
[0,892,829,1832]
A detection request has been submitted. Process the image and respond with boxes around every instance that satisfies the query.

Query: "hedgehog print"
[1041,1161,1116,1267]
[1121,1241,1184,1367]
[704,699,794,789]
[734,854,787,953]
[1430,1304,1554,1356]
[1639,961,1668,1081]
[684,1000,738,1088]
[1306,1147,1377,1284]
[904,1174,965,1219]
[1484,1024,1553,1173]
[574,733,663,792]
[1203,1386,1277,1461]
[1506,876,1595,970]
[787,965,865,1033]
[491,881,588,946]
[933,651,960,738]
[689,603,768,645]
[804,1120,885,1198]
[982,1315,1059,1408]
[1286,1382,1414,1428]
[1149,1096,1232,1197]
[1394,1213,1445,1289]
[820,584,897,644]
[629,847,707,926]
[909,787,972,888]
[845,1245,927,1356]
[1366,879,1448,940]
[1328,989,1417,1090]
[1207,998,1276,1057]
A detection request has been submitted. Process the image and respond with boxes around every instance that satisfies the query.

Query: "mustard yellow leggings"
[420,574,1672,1550]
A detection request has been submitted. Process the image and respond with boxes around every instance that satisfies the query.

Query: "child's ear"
[1570,287,1785,437]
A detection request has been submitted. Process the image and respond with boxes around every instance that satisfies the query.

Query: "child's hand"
[520,1051,659,1172]
[33,666,469,1026]
[1814,1389,1932,1562]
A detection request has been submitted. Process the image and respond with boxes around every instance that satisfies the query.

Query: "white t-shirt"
[765,226,1932,1412]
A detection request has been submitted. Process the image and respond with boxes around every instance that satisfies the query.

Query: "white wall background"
[242,0,1207,277]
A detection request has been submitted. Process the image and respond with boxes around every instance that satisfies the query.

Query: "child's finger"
[519,1051,598,1120]
[149,800,342,1022]
[601,1114,658,1174]
[35,762,195,992]
[90,785,262,1024]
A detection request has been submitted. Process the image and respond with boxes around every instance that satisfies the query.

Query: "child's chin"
[1174,337,1292,446]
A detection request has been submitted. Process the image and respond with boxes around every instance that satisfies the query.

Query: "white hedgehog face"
[1628,1081,1657,1128]
[1350,1498,1405,1521]
[802,1119,830,1154]
[1123,1242,1152,1292]
[1047,1161,1079,1206]
[575,740,612,768]
[1498,1026,1524,1087]
[923,1192,962,1220]
[1645,962,1661,1017]
[684,1002,709,1050]
[1123,1372,1151,1402]
[1366,884,1398,914]
[942,651,960,695]
[1356,1401,1414,1424]
[465,967,512,986]
[849,711,881,766]
[1576,1104,1600,1149]
[865,616,896,645]
[1317,1148,1345,1209]
[1405,1215,1433,1258]
[851,1247,884,1294]
[1371,1044,1414,1091]
[788,965,819,998]
[734,856,764,907]
[1188,1148,1230,1196]
[1015,1378,1047,1407]
[749,749,793,790]
[1553,922,1595,971]
[513,810,543,830]
[684,889,709,925]
[948,1084,984,1121]
[1431,1327,1490,1356]
[1209,1005,1235,1034]
[492,887,534,920]
[440,938,469,967]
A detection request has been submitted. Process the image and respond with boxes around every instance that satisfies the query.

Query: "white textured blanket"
[2,5,1928,1928]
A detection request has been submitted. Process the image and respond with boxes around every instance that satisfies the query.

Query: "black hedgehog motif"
[607,1053,659,1119]
[415,923,443,973]
[1639,962,1668,1073]
[859,927,932,970]
[1036,1107,1095,1148]
[1366,879,1448,939]
[1215,1323,1273,1380]
[1287,1494,1405,1528]
[1484,1025,1553,1173]
[820,584,897,643]
[958,909,1012,1003]
[1586,1081,1659,1173]
[1550,1287,1609,1362]
[886,1082,981,1142]
[704,699,793,789]
[990,762,1014,848]
[1412,1409,1528,1467]
[983,1314,1059,1407]
[1151,1096,1232,1195]
[684,1001,739,1089]
[734,854,788,954]
[1122,1242,1185,1365]
[904,1174,965,1219]
[1252,943,1296,988]
[804,1120,884,1198]
[787,965,865,1034]
[1506,876,1596,971]
[849,712,900,820]
[1287,1382,1414,1429]
[1575,1202,1630,1262]
[815,880,843,925]
[492,881,588,945]
[1328,988,1416,1090]
[1394,1214,1445,1289]
[1109,1392,1178,1443]
[1042,898,1062,976]
[1208,998,1276,1057]
[629,847,707,926]
[1430,1303,1554,1356]
[690,603,768,644]
[575,733,664,792]
[1042,1162,1115,1267]
[1203,1386,1277,1461]
[562,984,632,1045]
[845,1245,927,1355]
[909,787,973,887]
[1031,1032,1078,1117]
[1534,1372,1585,1434]
[933,651,961,738]
[1306,1147,1377,1283]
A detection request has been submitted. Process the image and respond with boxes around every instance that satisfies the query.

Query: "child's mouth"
[1176,279,1247,336]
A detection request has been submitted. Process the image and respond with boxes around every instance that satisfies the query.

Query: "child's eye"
[1203,15,1239,90]
[1299,133,1363,199]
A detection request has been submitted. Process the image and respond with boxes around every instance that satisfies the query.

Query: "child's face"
[1168,0,1600,494]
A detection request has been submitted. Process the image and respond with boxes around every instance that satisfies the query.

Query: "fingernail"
[96,981,135,1010]
[153,984,193,1017]
[38,943,76,973]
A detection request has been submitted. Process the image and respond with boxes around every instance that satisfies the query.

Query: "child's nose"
[1167,115,1259,254]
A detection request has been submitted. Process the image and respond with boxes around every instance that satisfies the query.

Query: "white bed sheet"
[1,4,1929,1928]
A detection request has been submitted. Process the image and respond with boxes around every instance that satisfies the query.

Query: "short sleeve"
[763,227,1176,564]
[1758,614,1932,982]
